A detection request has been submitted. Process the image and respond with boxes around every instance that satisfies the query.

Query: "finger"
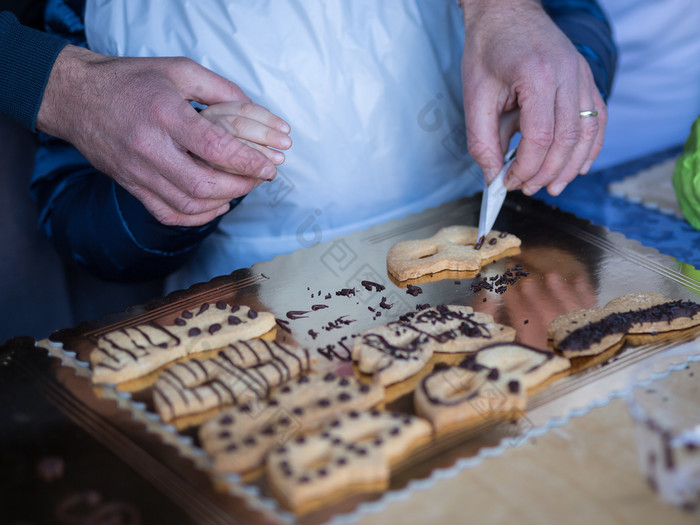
[465,94,506,185]
[506,89,556,191]
[171,103,277,179]
[519,85,581,196]
[202,101,292,134]
[545,106,600,196]
[581,98,607,175]
[130,184,233,227]
[237,138,287,165]
[212,114,292,151]
[141,146,267,208]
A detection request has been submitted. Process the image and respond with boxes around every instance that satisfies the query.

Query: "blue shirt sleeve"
[0,11,68,131]
[543,0,618,101]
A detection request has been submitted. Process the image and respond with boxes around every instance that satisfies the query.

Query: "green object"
[673,116,700,230]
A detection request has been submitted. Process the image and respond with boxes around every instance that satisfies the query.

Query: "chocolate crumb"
[379,297,394,310]
[361,280,386,292]
[406,284,423,297]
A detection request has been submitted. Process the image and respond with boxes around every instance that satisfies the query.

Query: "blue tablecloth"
[534,146,700,271]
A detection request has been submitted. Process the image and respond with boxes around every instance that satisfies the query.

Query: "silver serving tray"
[39,192,700,524]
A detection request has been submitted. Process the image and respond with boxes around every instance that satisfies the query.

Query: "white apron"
[85,0,478,289]
[596,0,700,168]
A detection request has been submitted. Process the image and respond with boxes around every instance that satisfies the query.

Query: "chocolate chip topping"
[508,380,520,394]
[181,310,193,319]
[558,300,700,351]
[216,300,228,310]
[187,327,201,337]
[208,323,221,335]
[220,415,234,425]
[228,315,241,325]
[174,318,187,326]
[474,236,485,250]
[247,309,258,319]
[226,443,238,452]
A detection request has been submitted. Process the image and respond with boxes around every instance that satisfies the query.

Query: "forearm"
[0,11,68,131]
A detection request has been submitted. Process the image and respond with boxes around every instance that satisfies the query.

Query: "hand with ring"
[460,0,607,196]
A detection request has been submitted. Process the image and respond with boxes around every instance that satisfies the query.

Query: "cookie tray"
[37,192,700,524]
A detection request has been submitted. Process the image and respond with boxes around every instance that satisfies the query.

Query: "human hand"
[459,0,607,196]
[36,45,291,226]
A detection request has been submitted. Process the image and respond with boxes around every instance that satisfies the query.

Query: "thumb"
[169,57,252,105]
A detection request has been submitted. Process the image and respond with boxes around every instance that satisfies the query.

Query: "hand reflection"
[475,246,597,349]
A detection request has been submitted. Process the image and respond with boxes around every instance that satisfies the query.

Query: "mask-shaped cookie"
[414,343,569,432]
[408,304,516,353]
[153,340,312,422]
[91,302,276,384]
[266,410,431,511]
[199,372,384,473]
[353,305,516,386]
[387,225,521,281]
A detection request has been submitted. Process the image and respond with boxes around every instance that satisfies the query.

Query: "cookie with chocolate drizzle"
[414,342,569,432]
[548,292,700,358]
[353,305,516,386]
[91,302,276,384]
[153,340,312,422]
[386,225,521,281]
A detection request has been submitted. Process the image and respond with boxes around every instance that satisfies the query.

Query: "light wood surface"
[359,369,699,525]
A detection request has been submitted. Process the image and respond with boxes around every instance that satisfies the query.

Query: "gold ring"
[579,110,598,118]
